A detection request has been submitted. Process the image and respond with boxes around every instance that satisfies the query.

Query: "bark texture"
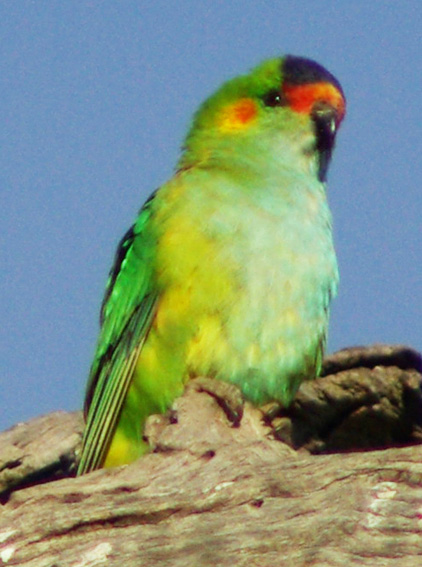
[1,344,422,566]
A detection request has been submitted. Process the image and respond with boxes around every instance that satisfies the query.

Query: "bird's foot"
[186,377,244,427]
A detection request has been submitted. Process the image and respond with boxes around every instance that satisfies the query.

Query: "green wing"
[77,194,158,475]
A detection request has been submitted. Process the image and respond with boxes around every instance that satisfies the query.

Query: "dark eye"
[262,90,285,107]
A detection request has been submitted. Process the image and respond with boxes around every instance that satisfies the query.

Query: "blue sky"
[1,2,421,431]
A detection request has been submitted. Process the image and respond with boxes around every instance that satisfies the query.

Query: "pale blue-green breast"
[172,166,338,407]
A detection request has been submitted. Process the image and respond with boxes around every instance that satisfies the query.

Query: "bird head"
[179,55,345,183]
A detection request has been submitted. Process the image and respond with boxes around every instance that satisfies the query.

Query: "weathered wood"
[0,411,83,495]
[1,345,422,566]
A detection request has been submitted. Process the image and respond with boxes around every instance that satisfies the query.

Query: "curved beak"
[311,102,339,182]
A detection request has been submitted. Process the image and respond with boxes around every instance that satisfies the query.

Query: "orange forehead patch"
[217,98,258,132]
[283,82,345,123]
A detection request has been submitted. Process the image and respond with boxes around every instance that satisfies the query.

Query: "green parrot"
[77,55,345,475]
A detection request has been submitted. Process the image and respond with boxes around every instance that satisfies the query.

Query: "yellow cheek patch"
[217,98,258,132]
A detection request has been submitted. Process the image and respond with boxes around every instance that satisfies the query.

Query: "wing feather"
[77,195,158,474]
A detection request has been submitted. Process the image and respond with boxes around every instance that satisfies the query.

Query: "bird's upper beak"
[311,102,340,182]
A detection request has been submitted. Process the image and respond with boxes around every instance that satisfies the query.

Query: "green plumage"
[78,55,345,474]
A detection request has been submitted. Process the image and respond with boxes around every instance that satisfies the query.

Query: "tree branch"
[1,345,422,566]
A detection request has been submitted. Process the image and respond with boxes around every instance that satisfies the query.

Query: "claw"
[187,377,244,427]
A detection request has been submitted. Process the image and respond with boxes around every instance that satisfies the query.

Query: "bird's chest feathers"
[207,184,336,308]
[158,179,336,333]
[156,178,337,404]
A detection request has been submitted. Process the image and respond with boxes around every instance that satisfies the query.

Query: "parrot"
[77,54,346,475]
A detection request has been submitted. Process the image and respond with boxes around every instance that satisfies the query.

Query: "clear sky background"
[1,2,421,432]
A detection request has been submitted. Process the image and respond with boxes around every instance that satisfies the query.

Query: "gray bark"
[1,345,421,566]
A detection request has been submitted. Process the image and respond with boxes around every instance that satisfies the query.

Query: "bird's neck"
[178,127,321,188]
